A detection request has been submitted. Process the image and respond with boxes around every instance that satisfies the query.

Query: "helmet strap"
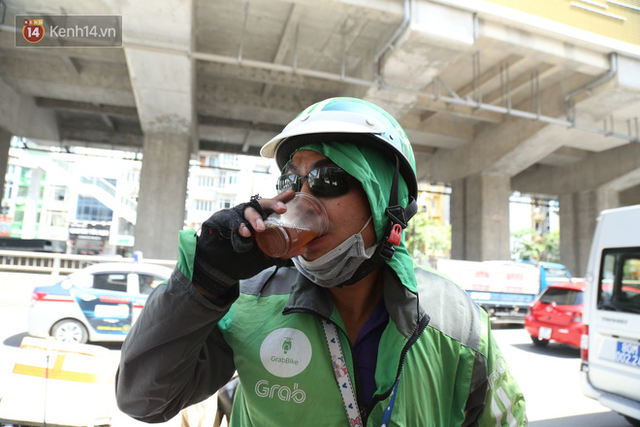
[378,155,417,260]
[337,154,417,287]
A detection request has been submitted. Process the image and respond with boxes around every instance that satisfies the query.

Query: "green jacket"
[116,231,527,426]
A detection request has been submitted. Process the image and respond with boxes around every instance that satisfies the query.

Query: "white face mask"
[292,216,376,288]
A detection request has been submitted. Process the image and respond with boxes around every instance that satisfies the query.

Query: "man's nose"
[300,178,313,195]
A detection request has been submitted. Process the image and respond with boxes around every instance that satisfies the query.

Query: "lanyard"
[321,319,400,427]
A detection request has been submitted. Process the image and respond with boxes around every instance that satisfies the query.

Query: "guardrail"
[0,250,176,275]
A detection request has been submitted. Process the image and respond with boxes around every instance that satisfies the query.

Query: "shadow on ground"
[94,341,123,350]
[512,341,580,359]
[3,331,123,351]
[3,332,29,347]
[490,323,524,330]
[490,323,581,359]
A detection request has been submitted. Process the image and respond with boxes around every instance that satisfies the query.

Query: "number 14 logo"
[23,19,45,43]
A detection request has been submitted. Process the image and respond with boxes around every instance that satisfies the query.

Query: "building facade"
[1,138,279,257]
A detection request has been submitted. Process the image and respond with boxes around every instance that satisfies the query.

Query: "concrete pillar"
[450,174,511,261]
[134,132,191,260]
[450,179,465,260]
[620,184,640,206]
[0,129,11,206]
[559,193,579,278]
[22,168,44,239]
[559,188,619,277]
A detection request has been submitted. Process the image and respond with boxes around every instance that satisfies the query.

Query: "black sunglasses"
[276,166,351,197]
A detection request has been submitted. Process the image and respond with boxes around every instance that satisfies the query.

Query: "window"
[118,217,135,236]
[545,267,572,282]
[125,170,140,183]
[195,200,214,211]
[93,273,127,292]
[3,182,12,199]
[254,164,269,173]
[218,171,237,188]
[539,288,584,305]
[198,176,215,187]
[598,248,640,314]
[218,198,233,209]
[221,154,239,167]
[199,155,217,167]
[48,211,66,227]
[76,196,113,221]
[52,185,68,202]
[138,274,165,295]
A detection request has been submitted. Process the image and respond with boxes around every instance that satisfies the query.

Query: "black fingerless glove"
[192,195,284,299]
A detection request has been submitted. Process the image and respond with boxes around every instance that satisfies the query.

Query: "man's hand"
[192,191,294,300]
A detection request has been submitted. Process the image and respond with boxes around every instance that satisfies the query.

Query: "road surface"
[0,272,632,426]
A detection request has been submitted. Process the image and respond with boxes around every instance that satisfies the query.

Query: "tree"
[511,228,560,262]
[511,228,542,261]
[405,213,451,261]
[543,229,560,263]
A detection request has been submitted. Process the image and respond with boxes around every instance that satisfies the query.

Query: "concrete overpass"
[1,0,639,276]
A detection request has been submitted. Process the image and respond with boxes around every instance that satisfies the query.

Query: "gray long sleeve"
[115,268,237,423]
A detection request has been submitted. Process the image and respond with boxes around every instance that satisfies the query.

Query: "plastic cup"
[256,193,329,258]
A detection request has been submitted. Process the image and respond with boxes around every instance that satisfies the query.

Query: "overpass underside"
[1,0,639,276]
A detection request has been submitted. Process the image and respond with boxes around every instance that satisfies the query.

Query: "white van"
[581,205,640,426]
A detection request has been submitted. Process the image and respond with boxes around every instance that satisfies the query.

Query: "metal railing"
[0,250,176,276]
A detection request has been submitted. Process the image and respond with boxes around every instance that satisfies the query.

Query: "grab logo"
[260,328,312,378]
[255,380,306,403]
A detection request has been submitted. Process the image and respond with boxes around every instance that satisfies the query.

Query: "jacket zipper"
[361,313,430,424]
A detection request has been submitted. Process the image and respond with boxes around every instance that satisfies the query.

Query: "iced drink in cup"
[256,193,329,258]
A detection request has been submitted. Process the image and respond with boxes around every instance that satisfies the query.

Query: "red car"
[524,281,586,348]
